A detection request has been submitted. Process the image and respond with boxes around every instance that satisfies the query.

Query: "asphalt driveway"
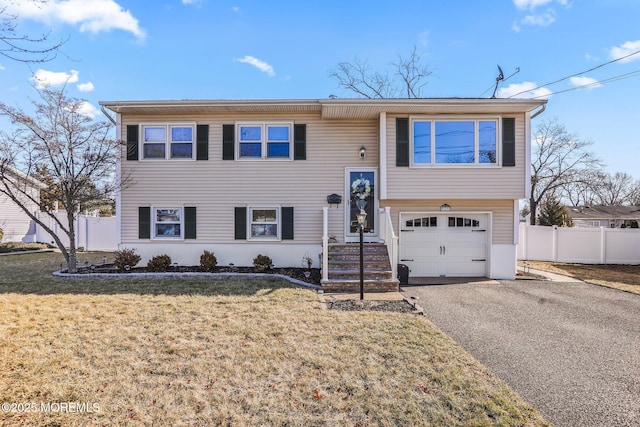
[402,278,640,426]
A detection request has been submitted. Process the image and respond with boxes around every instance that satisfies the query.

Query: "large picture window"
[141,124,195,160]
[237,123,292,160]
[411,118,498,166]
[153,208,182,238]
[248,207,280,240]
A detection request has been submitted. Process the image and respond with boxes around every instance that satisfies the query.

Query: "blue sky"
[1,0,639,178]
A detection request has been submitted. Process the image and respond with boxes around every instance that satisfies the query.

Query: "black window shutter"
[396,118,409,166]
[294,124,306,160]
[127,125,139,161]
[502,118,516,167]
[184,207,197,239]
[196,125,209,160]
[282,207,294,240]
[223,124,235,160]
[138,207,151,239]
[234,207,247,240]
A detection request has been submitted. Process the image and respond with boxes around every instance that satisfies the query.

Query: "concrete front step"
[329,252,389,261]
[328,270,394,280]
[328,260,391,269]
[322,279,400,293]
[324,243,397,292]
[329,243,387,254]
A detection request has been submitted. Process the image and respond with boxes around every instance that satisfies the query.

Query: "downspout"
[101,104,117,126]
[530,104,546,119]
[379,112,387,199]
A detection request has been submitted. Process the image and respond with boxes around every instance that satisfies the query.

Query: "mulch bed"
[328,298,421,314]
[66,264,322,285]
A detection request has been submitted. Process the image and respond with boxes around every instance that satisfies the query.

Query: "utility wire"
[530,68,640,99]
[506,48,640,98]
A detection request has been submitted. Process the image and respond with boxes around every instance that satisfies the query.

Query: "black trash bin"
[397,264,410,285]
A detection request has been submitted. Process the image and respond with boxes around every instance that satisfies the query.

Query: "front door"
[345,168,378,242]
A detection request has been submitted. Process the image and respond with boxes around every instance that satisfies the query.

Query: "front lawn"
[0,241,50,254]
[523,261,640,295]
[0,252,549,426]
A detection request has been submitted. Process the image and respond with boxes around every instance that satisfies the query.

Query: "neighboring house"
[100,97,546,284]
[567,205,640,228]
[0,166,45,243]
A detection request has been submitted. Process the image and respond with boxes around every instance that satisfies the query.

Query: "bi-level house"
[100,98,546,290]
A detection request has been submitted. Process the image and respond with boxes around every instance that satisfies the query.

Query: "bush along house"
[100,97,546,291]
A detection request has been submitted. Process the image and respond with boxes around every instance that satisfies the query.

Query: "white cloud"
[497,82,552,99]
[569,76,601,89]
[77,82,95,92]
[609,40,640,63]
[30,69,79,89]
[232,6,240,13]
[235,55,275,77]
[513,0,568,10]
[5,0,145,40]
[520,11,556,27]
[0,64,5,71]
[77,101,100,119]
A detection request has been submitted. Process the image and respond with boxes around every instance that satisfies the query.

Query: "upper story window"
[237,122,292,160]
[411,118,498,166]
[142,123,196,160]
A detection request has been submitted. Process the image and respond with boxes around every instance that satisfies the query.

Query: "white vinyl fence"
[518,223,640,264]
[34,211,117,251]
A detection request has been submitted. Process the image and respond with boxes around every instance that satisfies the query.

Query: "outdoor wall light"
[359,145,367,160]
[440,203,451,212]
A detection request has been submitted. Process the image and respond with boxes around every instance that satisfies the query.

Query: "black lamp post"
[356,201,367,301]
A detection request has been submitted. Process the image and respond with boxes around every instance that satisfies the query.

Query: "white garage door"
[399,213,488,277]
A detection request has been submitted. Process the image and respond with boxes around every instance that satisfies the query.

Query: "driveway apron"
[402,279,640,427]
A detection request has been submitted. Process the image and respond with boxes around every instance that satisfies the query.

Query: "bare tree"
[530,119,602,225]
[592,172,638,206]
[628,181,640,206]
[0,88,120,272]
[329,45,432,98]
[1,1,66,63]
[560,169,604,206]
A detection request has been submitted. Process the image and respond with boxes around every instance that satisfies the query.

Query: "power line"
[507,48,640,98]
[530,68,640,99]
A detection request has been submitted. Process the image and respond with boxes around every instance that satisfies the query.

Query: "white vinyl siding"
[119,113,379,244]
[383,199,514,244]
[387,114,527,199]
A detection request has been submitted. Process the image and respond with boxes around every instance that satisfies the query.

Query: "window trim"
[247,206,282,241]
[140,123,197,161]
[236,122,294,161]
[409,116,501,168]
[152,207,184,240]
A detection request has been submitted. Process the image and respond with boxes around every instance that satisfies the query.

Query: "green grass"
[0,252,549,426]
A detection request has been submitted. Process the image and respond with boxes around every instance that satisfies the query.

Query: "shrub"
[147,254,172,272]
[113,248,141,271]
[200,250,218,272]
[253,254,272,272]
[0,227,3,242]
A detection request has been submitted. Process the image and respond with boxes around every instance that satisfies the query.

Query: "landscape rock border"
[53,267,322,290]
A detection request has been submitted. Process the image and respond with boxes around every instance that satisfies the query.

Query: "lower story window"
[154,208,182,238]
[249,207,279,239]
